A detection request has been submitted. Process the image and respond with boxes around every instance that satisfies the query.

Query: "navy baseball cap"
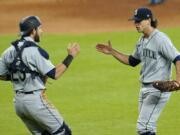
[129,7,153,22]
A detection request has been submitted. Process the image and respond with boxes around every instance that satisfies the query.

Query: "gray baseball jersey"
[0,36,70,134]
[0,37,55,92]
[132,29,180,83]
[132,29,180,134]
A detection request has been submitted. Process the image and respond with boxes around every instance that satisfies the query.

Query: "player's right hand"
[96,40,113,55]
[67,43,80,57]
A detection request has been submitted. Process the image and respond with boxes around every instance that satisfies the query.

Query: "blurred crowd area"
[0,0,179,34]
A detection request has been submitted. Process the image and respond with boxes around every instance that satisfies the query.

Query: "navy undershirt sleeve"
[128,55,141,67]
[173,55,180,64]
[46,68,56,79]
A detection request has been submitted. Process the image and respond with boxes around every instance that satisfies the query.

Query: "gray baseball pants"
[137,84,171,134]
[14,90,66,135]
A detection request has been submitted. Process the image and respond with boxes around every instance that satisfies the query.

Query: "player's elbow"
[54,75,59,80]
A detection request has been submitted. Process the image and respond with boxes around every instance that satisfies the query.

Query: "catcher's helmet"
[19,16,41,36]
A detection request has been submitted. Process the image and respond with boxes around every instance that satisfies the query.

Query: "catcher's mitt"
[153,80,180,92]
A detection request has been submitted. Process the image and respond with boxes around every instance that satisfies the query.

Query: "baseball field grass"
[0,28,180,135]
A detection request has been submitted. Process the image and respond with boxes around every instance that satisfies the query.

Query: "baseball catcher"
[0,16,80,135]
[153,80,180,92]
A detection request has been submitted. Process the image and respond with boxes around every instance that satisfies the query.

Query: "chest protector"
[8,39,45,82]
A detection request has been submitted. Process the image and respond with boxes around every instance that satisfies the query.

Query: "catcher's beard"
[34,31,40,42]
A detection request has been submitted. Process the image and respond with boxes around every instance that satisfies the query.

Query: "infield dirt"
[0,0,180,34]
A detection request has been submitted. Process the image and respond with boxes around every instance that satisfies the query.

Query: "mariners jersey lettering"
[143,48,157,59]
[132,29,180,83]
[0,37,55,92]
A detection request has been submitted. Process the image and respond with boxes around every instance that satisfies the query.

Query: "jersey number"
[12,71,26,82]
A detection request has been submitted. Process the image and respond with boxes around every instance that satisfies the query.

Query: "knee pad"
[52,122,72,135]
[63,122,72,135]
[140,132,151,135]
[140,132,156,135]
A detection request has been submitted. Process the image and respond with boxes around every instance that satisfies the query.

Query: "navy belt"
[142,82,152,85]
[16,91,34,94]
[142,82,153,87]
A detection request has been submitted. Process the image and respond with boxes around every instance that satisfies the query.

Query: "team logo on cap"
[134,9,138,16]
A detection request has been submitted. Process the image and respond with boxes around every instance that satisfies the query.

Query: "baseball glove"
[153,80,180,92]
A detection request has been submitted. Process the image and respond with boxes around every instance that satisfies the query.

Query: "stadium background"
[0,0,180,34]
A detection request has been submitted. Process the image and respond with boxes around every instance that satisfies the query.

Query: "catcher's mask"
[19,16,41,36]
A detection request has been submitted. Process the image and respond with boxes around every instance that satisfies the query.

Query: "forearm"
[175,61,180,83]
[111,48,130,65]
[54,55,74,80]
[54,63,67,80]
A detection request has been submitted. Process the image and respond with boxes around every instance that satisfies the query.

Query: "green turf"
[0,28,180,135]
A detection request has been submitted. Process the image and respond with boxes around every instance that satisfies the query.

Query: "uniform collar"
[24,36,34,42]
[148,29,158,39]
[142,29,158,40]
[23,36,39,45]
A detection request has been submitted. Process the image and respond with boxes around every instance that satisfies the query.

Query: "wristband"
[62,55,73,67]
